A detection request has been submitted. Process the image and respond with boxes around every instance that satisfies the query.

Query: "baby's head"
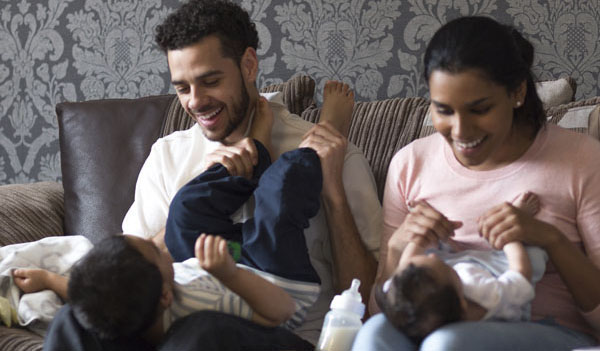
[68,235,174,340]
[376,253,466,342]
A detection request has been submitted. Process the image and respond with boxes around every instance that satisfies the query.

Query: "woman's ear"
[513,80,527,107]
[240,47,258,84]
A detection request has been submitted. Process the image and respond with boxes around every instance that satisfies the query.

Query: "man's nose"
[188,87,210,111]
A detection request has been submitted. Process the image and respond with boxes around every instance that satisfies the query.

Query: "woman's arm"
[196,234,295,327]
[479,204,600,312]
[542,226,600,312]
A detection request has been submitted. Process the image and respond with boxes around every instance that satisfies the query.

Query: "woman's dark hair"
[424,16,545,135]
[155,0,259,65]
[68,235,163,340]
[375,264,463,343]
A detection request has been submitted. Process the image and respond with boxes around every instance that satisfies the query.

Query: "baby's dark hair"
[424,16,545,136]
[375,264,463,342]
[68,235,163,340]
[155,0,258,65]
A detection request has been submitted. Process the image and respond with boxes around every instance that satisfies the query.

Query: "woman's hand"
[389,200,462,252]
[478,202,559,249]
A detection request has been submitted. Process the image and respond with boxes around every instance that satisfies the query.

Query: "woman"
[353,16,600,350]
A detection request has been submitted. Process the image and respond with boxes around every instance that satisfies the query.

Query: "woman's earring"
[515,101,522,108]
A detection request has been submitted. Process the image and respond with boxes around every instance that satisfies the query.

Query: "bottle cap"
[330,279,365,317]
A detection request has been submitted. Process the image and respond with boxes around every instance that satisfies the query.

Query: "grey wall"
[1,0,599,184]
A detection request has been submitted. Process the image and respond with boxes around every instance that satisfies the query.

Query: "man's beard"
[214,76,250,143]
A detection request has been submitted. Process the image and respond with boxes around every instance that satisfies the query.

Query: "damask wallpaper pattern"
[0,0,599,184]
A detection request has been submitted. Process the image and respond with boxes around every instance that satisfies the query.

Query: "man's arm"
[196,234,296,327]
[300,123,377,307]
[13,269,69,300]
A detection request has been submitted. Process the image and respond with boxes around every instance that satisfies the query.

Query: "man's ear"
[240,47,258,84]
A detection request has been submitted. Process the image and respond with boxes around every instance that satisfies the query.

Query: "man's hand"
[195,234,237,281]
[299,121,347,197]
[203,138,258,179]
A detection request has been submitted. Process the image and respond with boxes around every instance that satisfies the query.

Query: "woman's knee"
[420,322,478,351]
[352,314,415,351]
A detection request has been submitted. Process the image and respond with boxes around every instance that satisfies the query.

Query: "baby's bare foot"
[512,192,540,216]
[250,97,274,159]
[320,80,354,137]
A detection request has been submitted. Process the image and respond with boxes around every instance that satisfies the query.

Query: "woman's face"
[429,69,527,171]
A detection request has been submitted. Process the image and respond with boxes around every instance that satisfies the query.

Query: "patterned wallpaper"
[1,0,599,184]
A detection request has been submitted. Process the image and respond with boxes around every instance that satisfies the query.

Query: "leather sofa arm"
[0,182,64,246]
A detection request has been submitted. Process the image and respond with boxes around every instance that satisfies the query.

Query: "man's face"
[167,36,254,144]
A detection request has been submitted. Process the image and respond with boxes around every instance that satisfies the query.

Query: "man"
[123,0,380,343]
[47,0,381,348]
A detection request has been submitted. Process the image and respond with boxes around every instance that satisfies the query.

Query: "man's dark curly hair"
[68,235,163,340]
[375,264,463,343]
[155,0,259,64]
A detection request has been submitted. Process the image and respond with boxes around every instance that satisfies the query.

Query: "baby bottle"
[316,279,365,351]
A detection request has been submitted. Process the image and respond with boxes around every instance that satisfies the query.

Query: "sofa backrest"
[57,73,600,244]
[57,96,173,243]
[301,98,430,200]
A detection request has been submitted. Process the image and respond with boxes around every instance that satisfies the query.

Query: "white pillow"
[535,77,576,109]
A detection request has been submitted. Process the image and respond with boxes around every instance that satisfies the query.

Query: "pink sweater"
[383,124,600,339]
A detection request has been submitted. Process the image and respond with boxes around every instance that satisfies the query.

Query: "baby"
[376,192,547,342]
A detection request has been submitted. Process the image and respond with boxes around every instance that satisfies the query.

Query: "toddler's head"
[68,235,174,340]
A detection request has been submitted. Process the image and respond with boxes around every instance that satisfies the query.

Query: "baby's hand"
[195,234,237,281]
[12,268,50,293]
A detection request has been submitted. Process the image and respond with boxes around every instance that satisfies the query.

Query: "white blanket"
[0,235,93,336]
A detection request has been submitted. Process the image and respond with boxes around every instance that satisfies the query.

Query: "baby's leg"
[165,142,273,262]
[320,81,354,137]
[241,148,322,284]
[512,192,540,216]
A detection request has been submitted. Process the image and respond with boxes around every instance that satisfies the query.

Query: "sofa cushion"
[56,76,316,243]
[259,75,316,116]
[588,105,600,141]
[57,95,173,243]
[546,97,600,138]
[302,97,430,200]
[0,182,64,246]
[536,77,577,109]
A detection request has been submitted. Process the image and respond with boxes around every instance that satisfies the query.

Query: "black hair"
[155,0,259,64]
[424,16,545,135]
[68,235,163,340]
[375,264,463,343]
